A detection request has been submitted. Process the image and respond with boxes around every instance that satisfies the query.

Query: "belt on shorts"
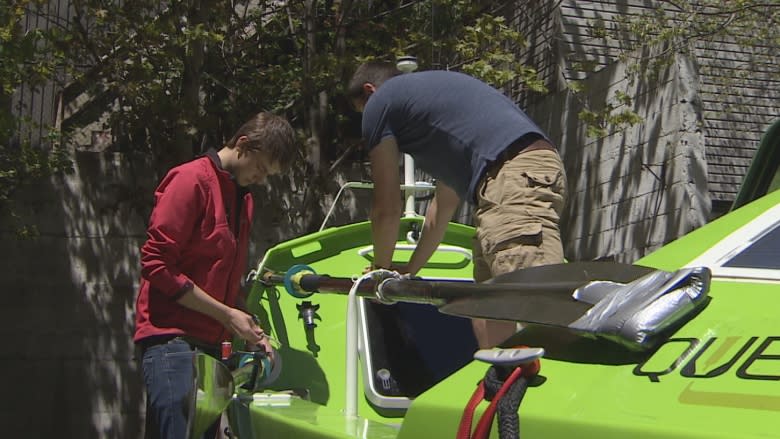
[482,133,557,181]
[137,334,222,358]
[496,133,556,164]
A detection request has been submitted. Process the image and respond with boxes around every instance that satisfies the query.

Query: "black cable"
[482,366,528,439]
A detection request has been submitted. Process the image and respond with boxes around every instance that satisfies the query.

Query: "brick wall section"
[696,38,780,205]
[553,0,780,212]
[503,0,561,106]
[10,0,72,147]
[506,0,778,258]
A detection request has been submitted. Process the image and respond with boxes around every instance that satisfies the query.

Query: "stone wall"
[0,148,370,437]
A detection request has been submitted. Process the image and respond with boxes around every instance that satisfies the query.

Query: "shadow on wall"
[529,40,708,263]
[0,146,371,438]
[0,150,152,437]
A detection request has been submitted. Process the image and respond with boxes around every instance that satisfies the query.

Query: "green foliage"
[6,0,774,187]
[43,1,545,155]
[455,14,546,93]
[576,89,643,139]
[1,0,72,230]
[572,0,778,138]
[578,109,607,138]
[1,0,550,229]
[613,1,778,92]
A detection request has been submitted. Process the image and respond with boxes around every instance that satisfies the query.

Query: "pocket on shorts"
[477,221,543,255]
[520,165,566,198]
[522,170,558,188]
[492,239,545,276]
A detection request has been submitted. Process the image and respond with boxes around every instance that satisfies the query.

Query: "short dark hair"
[225,112,297,168]
[346,61,402,100]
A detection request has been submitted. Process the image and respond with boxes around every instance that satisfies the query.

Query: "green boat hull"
[222,117,780,438]
[213,186,780,438]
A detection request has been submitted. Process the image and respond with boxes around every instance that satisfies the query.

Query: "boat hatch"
[357,299,478,411]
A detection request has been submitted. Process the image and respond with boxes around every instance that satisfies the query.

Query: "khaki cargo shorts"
[472,149,567,282]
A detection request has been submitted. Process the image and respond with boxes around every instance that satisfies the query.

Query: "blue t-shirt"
[361,70,551,201]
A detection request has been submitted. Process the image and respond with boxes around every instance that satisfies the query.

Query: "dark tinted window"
[723,223,780,269]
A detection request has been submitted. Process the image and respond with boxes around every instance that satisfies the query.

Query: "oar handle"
[261,266,379,299]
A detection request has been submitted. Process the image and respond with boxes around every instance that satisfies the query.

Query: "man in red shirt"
[134,112,296,438]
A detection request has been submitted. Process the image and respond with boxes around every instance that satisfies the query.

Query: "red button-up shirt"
[134,151,254,345]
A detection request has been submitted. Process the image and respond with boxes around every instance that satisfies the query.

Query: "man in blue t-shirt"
[347,61,567,348]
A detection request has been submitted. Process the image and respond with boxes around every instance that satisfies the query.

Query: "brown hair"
[225,112,296,168]
[346,61,402,101]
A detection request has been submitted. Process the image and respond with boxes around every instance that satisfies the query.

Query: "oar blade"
[437,262,655,325]
[486,261,655,285]
[439,291,592,326]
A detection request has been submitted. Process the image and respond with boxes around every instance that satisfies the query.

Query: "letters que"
[634,336,780,382]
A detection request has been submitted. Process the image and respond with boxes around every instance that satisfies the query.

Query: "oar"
[261,262,657,327]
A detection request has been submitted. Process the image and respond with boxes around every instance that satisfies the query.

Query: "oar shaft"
[262,273,379,296]
[263,272,586,304]
[380,280,587,304]
[301,275,377,295]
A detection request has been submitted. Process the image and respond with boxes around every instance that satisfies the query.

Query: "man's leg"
[471,238,519,348]
[142,339,196,439]
[471,319,519,349]
[472,149,567,348]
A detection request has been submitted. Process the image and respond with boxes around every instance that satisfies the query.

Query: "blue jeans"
[142,338,219,439]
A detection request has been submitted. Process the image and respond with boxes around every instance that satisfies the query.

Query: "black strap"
[483,366,529,439]
[137,334,178,351]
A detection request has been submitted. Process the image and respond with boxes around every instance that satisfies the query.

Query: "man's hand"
[225,308,266,345]
[246,336,275,359]
[177,284,268,345]
[405,183,461,275]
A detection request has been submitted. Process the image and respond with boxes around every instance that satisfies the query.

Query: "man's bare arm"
[407,182,461,275]
[177,285,265,345]
[368,137,403,269]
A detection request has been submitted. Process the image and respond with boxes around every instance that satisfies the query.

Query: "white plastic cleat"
[473,347,545,366]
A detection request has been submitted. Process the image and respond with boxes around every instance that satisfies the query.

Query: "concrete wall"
[528,44,710,262]
[0,151,148,437]
[0,146,370,437]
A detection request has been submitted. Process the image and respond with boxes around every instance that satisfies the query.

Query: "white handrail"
[344,275,365,418]
[344,270,396,419]
[403,154,416,218]
[357,244,473,260]
[318,181,435,232]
